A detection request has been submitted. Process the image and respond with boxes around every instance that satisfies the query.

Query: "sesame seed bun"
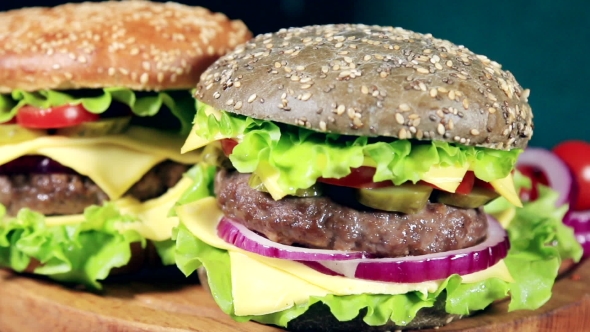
[0,1,252,93]
[195,24,533,150]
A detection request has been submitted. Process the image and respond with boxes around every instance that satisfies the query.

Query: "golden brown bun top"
[0,1,252,93]
[196,24,533,150]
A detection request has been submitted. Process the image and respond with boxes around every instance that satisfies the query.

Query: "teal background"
[354,0,590,149]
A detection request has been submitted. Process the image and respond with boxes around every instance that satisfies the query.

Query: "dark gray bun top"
[195,24,533,150]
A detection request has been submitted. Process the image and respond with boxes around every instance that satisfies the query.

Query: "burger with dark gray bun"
[0,1,250,289]
[174,25,581,330]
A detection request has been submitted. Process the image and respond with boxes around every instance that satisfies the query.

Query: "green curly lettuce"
[0,202,175,290]
[0,88,196,135]
[173,164,582,328]
[189,102,522,196]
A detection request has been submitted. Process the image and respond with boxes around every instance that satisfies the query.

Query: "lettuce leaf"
[174,164,582,327]
[0,202,174,290]
[190,102,522,196]
[0,88,196,135]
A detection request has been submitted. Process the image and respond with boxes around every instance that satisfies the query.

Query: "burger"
[0,1,250,289]
[175,25,581,330]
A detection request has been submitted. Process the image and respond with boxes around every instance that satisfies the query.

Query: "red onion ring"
[217,217,367,261]
[517,147,572,207]
[307,215,509,283]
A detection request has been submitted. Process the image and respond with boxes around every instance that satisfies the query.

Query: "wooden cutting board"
[0,260,589,332]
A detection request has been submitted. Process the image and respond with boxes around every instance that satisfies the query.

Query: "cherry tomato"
[517,165,549,201]
[220,139,239,156]
[16,104,99,129]
[553,140,590,211]
[318,166,393,189]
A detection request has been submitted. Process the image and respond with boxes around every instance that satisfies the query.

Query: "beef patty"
[0,160,189,216]
[215,169,488,258]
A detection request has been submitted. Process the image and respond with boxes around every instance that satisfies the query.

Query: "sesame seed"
[416,67,429,74]
[399,103,411,112]
[336,104,346,115]
[234,81,242,87]
[398,128,408,139]
[234,101,243,110]
[140,73,149,84]
[225,99,234,106]
[437,123,445,135]
[213,92,221,99]
[361,86,369,94]
[274,62,281,68]
[363,55,371,61]
[319,121,327,131]
[429,88,437,97]
[448,90,456,100]
[301,92,312,101]
[470,129,480,136]
[380,71,388,78]
[395,113,404,124]
[446,60,453,67]
[248,94,257,103]
[301,84,312,89]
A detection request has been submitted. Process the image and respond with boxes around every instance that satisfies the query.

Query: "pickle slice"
[357,184,433,214]
[54,117,131,137]
[248,174,323,197]
[0,124,46,144]
[436,187,500,209]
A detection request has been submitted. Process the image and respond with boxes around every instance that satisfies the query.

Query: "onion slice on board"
[517,147,572,207]
[307,215,508,283]
[217,217,367,261]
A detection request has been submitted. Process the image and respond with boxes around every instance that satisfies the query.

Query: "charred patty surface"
[215,169,488,257]
[0,160,189,216]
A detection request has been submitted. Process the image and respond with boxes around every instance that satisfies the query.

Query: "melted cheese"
[176,197,514,316]
[421,164,469,193]
[44,176,191,241]
[0,126,202,200]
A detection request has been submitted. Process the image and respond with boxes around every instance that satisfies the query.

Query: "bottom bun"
[197,267,464,331]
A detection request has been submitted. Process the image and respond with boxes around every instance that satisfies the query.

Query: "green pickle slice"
[356,183,433,214]
[0,124,45,144]
[55,117,131,137]
[248,174,323,197]
[435,187,500,209]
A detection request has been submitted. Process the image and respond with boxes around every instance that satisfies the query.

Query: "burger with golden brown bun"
[174,24,581,330]
[0,1,251,289]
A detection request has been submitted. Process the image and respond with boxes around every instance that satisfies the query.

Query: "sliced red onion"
[564,209,590,233]
[575,232,590,257]
[307,215,509,283]
[517,148,572,207]
[217,217,367,261]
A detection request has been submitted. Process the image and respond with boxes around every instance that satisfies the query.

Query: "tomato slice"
[317,166,393,189]
[516,165,549,201]
[221,139,239,156]
[0,118,17,125]
[553,140,590,211]
[454,171,475,194]
[16,104,99,129]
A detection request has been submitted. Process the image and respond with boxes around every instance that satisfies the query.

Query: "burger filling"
[215,169,488,257]
[0,156,189,216]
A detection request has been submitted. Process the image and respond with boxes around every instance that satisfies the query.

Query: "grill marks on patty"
[215,169,488,258]
[0,160,189,216]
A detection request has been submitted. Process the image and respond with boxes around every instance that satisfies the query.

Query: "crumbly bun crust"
[195,24,533,150]
[0,1,252,92]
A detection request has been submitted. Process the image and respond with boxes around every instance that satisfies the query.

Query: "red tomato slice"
[220,139,239,156]
[516,165,549,201]
[553,140,590,211]
[0,118,17,124]
[317,166,393,189]
[455,171,475,194]
[16,104,99,129]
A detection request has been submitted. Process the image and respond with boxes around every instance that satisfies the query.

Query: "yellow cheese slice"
[0,126,202,200]
[490,175,523,207]
[176,197,515,316]
[421,164,469,193]
[43,174,192,241]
